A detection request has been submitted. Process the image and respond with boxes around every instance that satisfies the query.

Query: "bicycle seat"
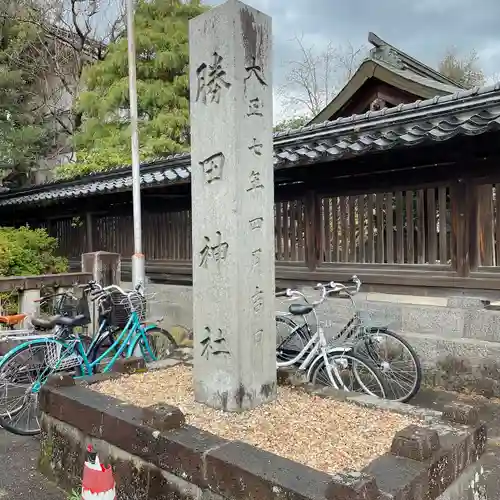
[288,304,314,316]
[0,314,26,326]
[31,314,89,330]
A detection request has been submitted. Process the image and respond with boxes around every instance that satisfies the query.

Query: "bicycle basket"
[59,295,90,318]
[34,294,88,327]
[104,290,147,328]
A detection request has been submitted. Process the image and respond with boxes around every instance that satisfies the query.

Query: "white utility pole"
[126,0,145,289]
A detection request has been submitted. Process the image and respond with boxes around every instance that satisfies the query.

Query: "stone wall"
[39,371,487,500]
[130,281,500,396]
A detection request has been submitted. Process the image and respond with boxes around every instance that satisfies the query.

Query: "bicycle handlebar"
[275,275,362,309]
[33,292,74,304]
[326,275,361,295]
[88,283,142,303]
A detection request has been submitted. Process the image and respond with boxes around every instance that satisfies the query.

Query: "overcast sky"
[205,0,500,120]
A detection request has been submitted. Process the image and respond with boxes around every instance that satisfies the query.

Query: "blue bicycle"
[0,282,177,435]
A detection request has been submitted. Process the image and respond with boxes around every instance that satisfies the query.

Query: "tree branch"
[279,35,367,118]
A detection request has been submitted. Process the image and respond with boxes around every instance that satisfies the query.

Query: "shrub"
[0,226,68,277]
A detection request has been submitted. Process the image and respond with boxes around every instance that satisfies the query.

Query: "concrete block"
[463,309,500,343]
[367,292,447,307]
[442,402,479,426]
[401,305,464,337]
[359,301,403,330]
[391,425,440,461]
[447,296,488,310]
[404,332,500,396]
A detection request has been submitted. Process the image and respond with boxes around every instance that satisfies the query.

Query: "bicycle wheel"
[276,315,310,363]
[353,329,422,402]
[0,338,79,435]
[310,351,387,399]
[130,326,177,363]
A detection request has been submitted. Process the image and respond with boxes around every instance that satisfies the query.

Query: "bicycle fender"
[305,346,354,381]
[143,323,161,333]
[364,326,389,333]
[327,346,354,354]
[306,353,327,381]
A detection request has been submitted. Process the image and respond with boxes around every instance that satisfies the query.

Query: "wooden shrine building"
[1,33,500,295]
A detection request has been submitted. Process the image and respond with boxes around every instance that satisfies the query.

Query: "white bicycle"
[276,283,388,398]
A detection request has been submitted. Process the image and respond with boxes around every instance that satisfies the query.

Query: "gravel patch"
[93,365,419,475]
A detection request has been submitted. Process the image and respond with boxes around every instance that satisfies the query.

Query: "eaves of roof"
[309,58,461,124]
[1,82,500,208]
[374,59,462,95]
[367,32,464,89]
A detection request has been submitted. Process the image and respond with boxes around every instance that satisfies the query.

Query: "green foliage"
[68,488,81,500]
[438,47,485,89]
[0,5,54,181]
[0,226,68,277]
[274,115,311,133]
[61,0,206,179]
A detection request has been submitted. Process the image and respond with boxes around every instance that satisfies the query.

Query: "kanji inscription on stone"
[251,248,262,268]
[190,0,276,411]
[249,217,264,230]
[199,231,229,268]
[248,138,263,156]
[196,52,231,104]
[200,327,230,359]
[247,170,264,192]
[251,286,264,312]
[245,56,267,86]
[200,152,225,183]
[247,97,263,116]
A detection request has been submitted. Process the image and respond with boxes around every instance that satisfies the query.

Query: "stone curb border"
[38,360,487,500]
[277,368,481,427]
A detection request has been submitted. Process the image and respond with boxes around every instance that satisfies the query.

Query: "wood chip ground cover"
[93,365,419,474]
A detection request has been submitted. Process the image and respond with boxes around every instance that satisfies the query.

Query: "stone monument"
[189,0,276,411]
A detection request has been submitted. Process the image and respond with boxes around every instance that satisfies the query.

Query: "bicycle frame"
[0,282,163,418]
[280,278,391,351]
[1,312,156,392]
[276,321,354,387]
[77,311,156,375]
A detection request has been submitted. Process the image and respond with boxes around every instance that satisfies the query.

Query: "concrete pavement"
[0,430,65,499]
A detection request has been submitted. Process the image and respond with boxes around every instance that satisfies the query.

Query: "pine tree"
[0,7,53,185]
[63,0,206,178]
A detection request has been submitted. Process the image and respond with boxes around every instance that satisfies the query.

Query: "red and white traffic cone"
[81,445,116,499]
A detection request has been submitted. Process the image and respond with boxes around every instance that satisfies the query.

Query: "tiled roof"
[273,83,500,165]
[1,82,500,208]
[1,164,191,208]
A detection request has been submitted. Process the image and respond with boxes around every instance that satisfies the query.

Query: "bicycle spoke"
[355,332,420,402]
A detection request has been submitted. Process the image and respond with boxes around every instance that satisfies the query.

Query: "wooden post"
[467,183,480,272]
[451,180,476,277]
[477,184,495,266]
[304,191,321,271]
[85,212,93,253]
